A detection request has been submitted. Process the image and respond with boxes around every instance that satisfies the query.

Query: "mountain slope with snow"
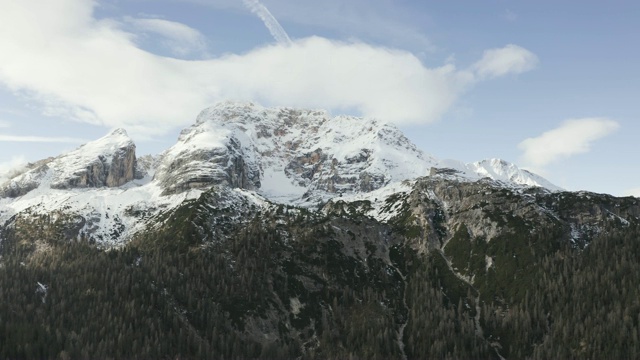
[431,158,563,191]
[154,101,558,205]
[154,101,441,205]
[469,158,562,191]
[0,101,561,245]
[0,129,140,198]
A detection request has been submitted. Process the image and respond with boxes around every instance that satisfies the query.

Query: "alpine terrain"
[1,101,639,359]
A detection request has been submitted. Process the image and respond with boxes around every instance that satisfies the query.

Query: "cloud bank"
[0,0,538,137]
[518,118,620,168]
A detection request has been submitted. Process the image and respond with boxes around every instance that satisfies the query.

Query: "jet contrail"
[243,0,292,46]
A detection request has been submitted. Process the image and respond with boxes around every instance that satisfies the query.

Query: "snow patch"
[36,282,48,303]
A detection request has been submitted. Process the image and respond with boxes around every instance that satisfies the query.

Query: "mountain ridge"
[1,101,561,200]
[0,101,565,246]
[1,101,640,359]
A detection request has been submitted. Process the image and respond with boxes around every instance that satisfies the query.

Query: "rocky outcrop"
[106,143,137,187]
[50,129,139,190]
[51,148,137,189]
[150,101,560,204]
[0,129,139,197]
[154,101,439,203]
[155,134,261,195]
[356,175,640,254]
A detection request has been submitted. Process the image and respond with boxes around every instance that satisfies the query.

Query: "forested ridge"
[1,183,640,359]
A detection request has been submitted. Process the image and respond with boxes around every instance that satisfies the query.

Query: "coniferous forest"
[1,183,640,359]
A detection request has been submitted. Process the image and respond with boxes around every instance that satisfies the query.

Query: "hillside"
[0,102,638,359]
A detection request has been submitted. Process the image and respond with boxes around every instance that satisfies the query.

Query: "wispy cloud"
[518,118,620,169]
[0,134,87,143]
[472,44,538,79]
[0,155,27,183]
[125,16,208,56]
[263,0,434,52]
[0,120,11,128]
[181,0,434,52]
[242,0,291,45]
[0,0,538,137]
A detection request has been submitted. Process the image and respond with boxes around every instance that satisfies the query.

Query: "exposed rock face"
[106,144,137,187]
[0,166,48,198]
[52,149,137,189]
[407,177,558,250]
[355,175,640,254]
[154,130,261,195]
[0,129,139,197]
[154,101,438,202]
[49,128,139,189]
[151,101,560,204]
[0,101,568,248]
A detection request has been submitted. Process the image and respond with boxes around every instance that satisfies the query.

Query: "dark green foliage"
[404,252,493,359]
[1,182,640,359]
[0,205,409,359]
[385,197,422,239]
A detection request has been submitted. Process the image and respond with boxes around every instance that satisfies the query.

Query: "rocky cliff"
[154,101,553,204]
[0,129,139,197]
[154,102,379,198]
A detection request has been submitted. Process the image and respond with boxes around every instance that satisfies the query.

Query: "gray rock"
[51,130,139,189]
[0,129,139,197]
[155,135,261,195]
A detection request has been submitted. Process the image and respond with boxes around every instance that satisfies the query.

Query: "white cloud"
[0,155,27,184]
[518,118,620,168]
[0,134,88,143]
[0,0,537,138]
[472,44,538,79]
[0,120,10,128]
[125,17,208,56]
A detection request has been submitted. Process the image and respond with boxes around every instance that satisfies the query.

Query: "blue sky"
[0,0,638,196]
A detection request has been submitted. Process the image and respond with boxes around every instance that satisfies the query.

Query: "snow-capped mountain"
[0,129,200,245]
[0,101,560,245]
[469,158,561,191]
[154,101,558,203]
[154,101,440,204]
[0,129,139,198]
[431,158,563,191]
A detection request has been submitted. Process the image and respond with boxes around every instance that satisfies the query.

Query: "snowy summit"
[0,101,560,246]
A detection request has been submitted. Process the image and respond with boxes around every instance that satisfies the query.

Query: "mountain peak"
[1,103,561,203]
[0,101,564,247]
[194,100,262,126]
[109,128,129,137]
[0,129,140,197]
[470,158,562,191]
[156,102,437,202]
